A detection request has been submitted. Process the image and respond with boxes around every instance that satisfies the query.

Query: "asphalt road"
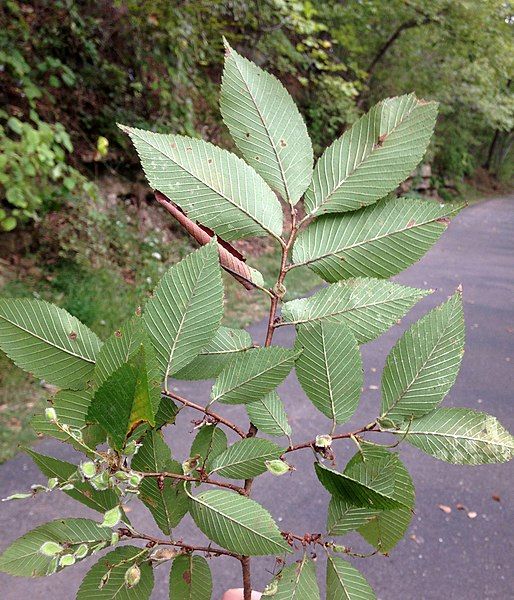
[0,197,513,599]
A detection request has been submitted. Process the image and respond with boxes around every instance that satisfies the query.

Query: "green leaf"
[391,408,514,465]
[327,496,380,537]
[314,459,405,510]
[94,316,157,387]
[211,346,297,405]
[0,298,102,389]
[282,278,430,343]
[189,424,228,472]
[120,126,283,241]
[25,449,119,515]
[169,554,212,600]
[211,438,284,479]
[131,431,189,534]
[380,292,465,424]
[188,489,290,556]
[221,41,313,204]
[173,327,253,380]
[77,546,154,599]
[143,241,223,381]
[88,344,158,451]
[295,322,363,425]
[348,443,414,553]
[245,391,292,438]
[154,395,179,429]
[268,556,320,600]
[0,518,112,577]
[31,389,105,453]
[326,556,376,600]
[305,94,437,217]
[292,198,462,282]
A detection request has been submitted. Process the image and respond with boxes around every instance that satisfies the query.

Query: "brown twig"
[119,528,242,559]
[284,423,379,454]
[138,471,247,495]
[242,207,301,599]
[161,390,246,438]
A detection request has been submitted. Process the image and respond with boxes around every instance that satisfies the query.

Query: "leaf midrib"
[212,352,294,402]
[230,53,291,204]
[381,302,458,420]
[294,208,458,269]
[0,314,96,363]
[192,494,286,551]
[285,290,424,326]
[310,100,416,214]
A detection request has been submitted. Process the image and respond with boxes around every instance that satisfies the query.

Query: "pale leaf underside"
[221,42,313,204]
[326,556,376,600]
[295,321,363,425]
[281,278,430,343]
[143,241,223,381]
[120,125,283,241]
[380,292,464,423]
[0,298,102,389]
[271,556,321,600]
[245,391,292,437]
[305,93,437,217]
[77,546,154,599]
[189,489,290,556]
[392,408,514,464]
[292,198,462,282]
[211,346,297,405]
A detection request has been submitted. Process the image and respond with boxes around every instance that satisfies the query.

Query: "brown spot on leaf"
[407,219,416,228]
[245,132,250,138]
[68,331,77,340]
[280,139,287,147]
[115,330,122,338]
[436,216,450,225]
[376,133,387,147]
[135,306,142,316]
[183,569,192,585]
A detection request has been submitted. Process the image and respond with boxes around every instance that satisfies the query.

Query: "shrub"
[0,43,512,600]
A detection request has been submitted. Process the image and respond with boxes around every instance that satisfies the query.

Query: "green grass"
[0,239,321,462]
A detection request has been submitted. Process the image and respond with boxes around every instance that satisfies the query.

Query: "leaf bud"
[47,477,59,490]
[74,544,88,559]
[79,461,97,479]
[101,506,122,528]
[128,472,143,487]
[59,554,76,567]
[124,564,141,588]
[265,459,291,476]
[45,407,58,423]
[40,541,64,556]
[2,492,33,501]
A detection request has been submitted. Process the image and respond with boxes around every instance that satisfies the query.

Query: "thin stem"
[241,556,252,600]
[284,422,378,454]
[161,390,246,438]
[139,471,247,495]
[121,529,241,559]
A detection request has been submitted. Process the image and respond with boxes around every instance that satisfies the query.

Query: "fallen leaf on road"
[438,504,452,514]
[456,503,466,511]
[467,511,477,519]
[369,385,379,390]
[492,494,501,502]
